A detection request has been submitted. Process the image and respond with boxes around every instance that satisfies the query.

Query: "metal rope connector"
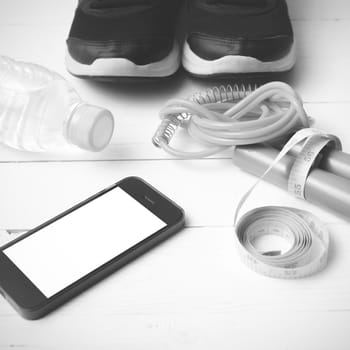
[152,113,189,148]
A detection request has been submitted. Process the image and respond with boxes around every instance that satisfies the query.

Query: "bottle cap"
[67,104,115,152]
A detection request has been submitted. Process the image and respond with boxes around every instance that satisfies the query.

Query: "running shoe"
[182,0,296,77]
[66,0,182,79]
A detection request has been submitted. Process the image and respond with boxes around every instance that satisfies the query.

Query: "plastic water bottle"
[0,55,115,152]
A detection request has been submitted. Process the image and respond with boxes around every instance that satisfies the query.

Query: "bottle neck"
[65,102,86,145]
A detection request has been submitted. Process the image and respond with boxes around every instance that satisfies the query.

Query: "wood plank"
[0,224,350,349]
[0,158,347,231]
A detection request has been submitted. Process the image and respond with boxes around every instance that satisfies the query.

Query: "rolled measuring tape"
[234,128,341,279]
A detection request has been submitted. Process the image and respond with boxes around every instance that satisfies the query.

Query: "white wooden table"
[1,1,350,349]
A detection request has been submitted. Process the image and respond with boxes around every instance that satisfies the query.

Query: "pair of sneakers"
[66,0,295,79]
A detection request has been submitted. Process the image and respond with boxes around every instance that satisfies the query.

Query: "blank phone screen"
[3,187,166,298]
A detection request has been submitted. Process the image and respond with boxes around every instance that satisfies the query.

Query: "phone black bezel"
[0,176,185,320]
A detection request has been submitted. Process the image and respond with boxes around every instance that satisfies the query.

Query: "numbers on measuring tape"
[293,183,302,197]
[304,151,315,162]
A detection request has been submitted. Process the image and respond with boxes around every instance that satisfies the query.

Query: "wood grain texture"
[1,0,350,349]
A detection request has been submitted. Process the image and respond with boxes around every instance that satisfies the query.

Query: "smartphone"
[0,177,185,320]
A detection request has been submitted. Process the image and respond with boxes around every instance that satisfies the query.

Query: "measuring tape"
[234,128,341,278]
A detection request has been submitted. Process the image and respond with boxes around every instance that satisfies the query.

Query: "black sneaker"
[66,0,182,79]
[182,0,295,77]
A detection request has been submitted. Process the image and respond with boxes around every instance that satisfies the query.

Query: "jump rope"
[152,82,341,278]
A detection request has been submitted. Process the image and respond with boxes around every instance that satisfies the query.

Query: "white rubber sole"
[182,41,296,76]
[65,42,181,78]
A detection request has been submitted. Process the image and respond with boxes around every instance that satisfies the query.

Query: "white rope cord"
[156,82,310,158]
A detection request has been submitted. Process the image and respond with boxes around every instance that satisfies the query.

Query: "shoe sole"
[182,41,296,76]
[65,42,181,78]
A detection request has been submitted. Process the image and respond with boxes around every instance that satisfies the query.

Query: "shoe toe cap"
[187,32,294,62]
[67,37,174,65]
